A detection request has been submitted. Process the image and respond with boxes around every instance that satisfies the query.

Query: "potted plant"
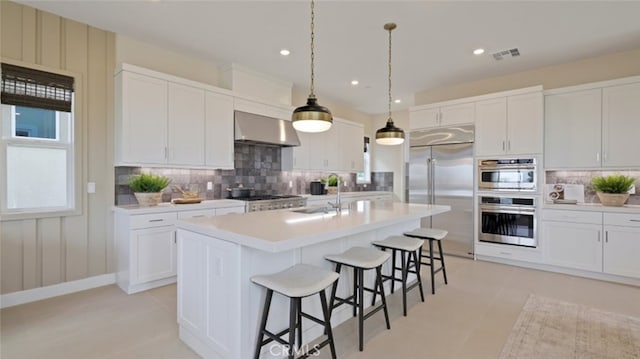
[129,173,171,206]
[591,173,635,207]
[321,175,340,195]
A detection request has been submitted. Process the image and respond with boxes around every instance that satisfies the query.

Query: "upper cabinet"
[283,118,364,173]
[475,90,543,157]
[544,77,640,169]
[409,102,474,130]
[115,64,234,169]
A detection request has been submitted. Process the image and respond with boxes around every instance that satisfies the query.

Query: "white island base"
[176,201,450,359]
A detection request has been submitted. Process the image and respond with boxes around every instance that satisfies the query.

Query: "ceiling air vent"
[492,48,520,61]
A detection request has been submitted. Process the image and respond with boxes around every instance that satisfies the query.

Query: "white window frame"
[356,136,371,184]
[0,60,81,221]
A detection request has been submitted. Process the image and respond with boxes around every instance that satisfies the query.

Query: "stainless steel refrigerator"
[406,125,474,258]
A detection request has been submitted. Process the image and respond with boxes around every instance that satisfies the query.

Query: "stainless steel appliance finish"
[478,158,536,191]
[234,111,301,147]
[479,196,537,247]
[407,126,475,258]
[243,195,307,212]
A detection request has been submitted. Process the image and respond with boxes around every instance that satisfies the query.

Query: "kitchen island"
[175,201,450,359]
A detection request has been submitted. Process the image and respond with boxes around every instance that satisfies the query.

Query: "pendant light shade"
[376,22,405,146]
[292,0,333,133]
[292,96,332,133]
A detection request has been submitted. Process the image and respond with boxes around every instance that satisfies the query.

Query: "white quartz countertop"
[301,191,392,199]
[176,201,450,253]
[113,199,245,214]
[542,202,640,214]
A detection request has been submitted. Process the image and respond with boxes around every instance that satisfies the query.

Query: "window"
[356,137,371,184]
[1,62,76,216]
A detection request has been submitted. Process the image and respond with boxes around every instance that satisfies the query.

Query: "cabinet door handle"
[149,219,164,222]
[597,231,601,242]
[191,215,205,218]
[507,140,511,151]
[630,219,640,223]
[502,141,505,151]
[605,231,608,243]
[596,152,600,163]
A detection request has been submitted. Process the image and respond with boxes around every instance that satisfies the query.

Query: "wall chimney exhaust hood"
[234,111,301,147]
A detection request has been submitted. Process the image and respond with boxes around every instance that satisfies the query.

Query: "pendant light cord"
[387,25,392,123]
[309,0,316,98]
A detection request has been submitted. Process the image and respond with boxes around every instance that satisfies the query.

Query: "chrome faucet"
[327,173,342,212]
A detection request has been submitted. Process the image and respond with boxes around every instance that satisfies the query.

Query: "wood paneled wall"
[1,2,115,294]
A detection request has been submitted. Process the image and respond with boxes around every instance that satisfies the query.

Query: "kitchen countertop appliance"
[406,125,475,258]
[241,195,307,212]
[478,195,537,247]
[478,158,536,191]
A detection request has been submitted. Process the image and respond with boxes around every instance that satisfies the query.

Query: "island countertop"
[176,201,450,253]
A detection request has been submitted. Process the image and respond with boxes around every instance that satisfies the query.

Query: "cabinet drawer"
[540,209,602,224]
[178,209,217,219]
[604,213,640,227]
[130,212,177,229]
[475,242,542,263]
[215,206,245,215]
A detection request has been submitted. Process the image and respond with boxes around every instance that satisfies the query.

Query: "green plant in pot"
[591,173,635,207]
[129,173,171,206]
[321,175,340,194]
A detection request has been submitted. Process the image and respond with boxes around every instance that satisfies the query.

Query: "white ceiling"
[19,1,640,115]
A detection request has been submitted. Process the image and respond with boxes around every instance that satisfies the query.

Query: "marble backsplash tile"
[115,143,394,205]
[546,170,640,205]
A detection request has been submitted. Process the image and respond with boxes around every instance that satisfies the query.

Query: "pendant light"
[292,0,333,133]
[376,23,405,146]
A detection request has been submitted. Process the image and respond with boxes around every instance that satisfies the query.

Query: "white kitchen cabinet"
[602,82,640,168]
[542,221,603,272]
[339,121,365,172]
[115,64,235,169]
[168,83,205,166]
[116,71,168,165]
[409,102,474,130]
[234,97,291,120]
[115,211,178,294]
[544,88,602,168]
[475,91,543,156]
[603,213,640,279]
[115,203,245,294]
[306,121,341,171]
[544,77,640,169]
[287,130,312,170]
[205,91,234,169]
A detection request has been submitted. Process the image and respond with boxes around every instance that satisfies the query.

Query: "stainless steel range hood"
[234,111,301,147]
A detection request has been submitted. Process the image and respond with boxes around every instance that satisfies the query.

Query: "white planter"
[134,192,163,206]
[596,192,630,207]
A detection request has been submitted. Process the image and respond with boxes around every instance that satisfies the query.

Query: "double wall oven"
[477,158,538,248]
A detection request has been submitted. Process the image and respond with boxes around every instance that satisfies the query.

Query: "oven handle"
[479,165,536,171]
[480,206,536,214]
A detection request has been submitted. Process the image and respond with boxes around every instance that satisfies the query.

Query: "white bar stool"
[251,264,339,359]
[404,228,449,295]
[325,246,392,351]
[371,236,425,316]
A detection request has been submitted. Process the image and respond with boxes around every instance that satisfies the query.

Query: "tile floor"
[2,256,639,359]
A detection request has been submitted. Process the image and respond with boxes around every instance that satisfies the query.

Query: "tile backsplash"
[545,170,640,205]
[116,143,393,205]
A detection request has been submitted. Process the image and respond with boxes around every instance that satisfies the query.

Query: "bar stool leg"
[357,268,365,351]
[318,289,337,359]
[296,297,302,351]
[438,240,448,284]
[390,249,396,294]
[352,267,358,317]
[288,297,297,359]
[376,266,391,330]
[412,249,425,302]
[328,263,342,317]
[253,289,273,359]
[401,249,408,316]
[429,239,436,295]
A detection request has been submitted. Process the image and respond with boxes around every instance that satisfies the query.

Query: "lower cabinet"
[115,205,245,294]
[541,209,640,280]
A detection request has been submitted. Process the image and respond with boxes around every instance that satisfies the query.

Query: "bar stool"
[371,236,425,316]
[325,246,391,351]
[251,264,339,359]
[404,228,449,295]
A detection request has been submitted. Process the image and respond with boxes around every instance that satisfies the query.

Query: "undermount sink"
[291,207,336,214]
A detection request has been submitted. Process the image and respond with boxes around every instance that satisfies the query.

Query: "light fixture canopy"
[292,0,332,133]
[376,22,405,146]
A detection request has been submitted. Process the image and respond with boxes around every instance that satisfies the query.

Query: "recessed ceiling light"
[351,80,359,86]
[473,48,485,55]
[280,49,290,56]
[394,99,401,104]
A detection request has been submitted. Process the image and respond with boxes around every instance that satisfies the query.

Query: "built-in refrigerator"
[406,125,474,258]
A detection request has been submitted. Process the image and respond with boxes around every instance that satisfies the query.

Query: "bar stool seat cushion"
[251,264,339,298]
[325,246,391,269]
[404,228,448,240]
[372,236,424,252]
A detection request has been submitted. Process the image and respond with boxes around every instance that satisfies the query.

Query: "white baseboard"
[0,273,116,309]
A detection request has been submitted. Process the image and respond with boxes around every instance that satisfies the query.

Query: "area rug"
[499,294,640,359]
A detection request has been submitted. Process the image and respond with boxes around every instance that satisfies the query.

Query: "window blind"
[1,63,74,112]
